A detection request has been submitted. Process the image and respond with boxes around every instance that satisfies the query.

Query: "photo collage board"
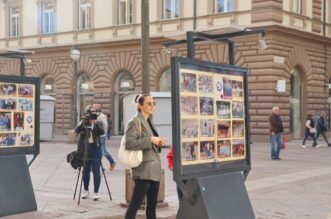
[180,68,245,166]
[0,82,35,148]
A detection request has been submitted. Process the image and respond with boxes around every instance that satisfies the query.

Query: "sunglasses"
[145,101,156,106]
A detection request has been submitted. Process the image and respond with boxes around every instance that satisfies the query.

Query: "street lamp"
[70,46,80,127]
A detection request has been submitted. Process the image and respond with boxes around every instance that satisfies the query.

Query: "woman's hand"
[151,136,166,146]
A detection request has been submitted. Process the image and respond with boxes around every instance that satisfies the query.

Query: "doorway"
[290,68,302,139]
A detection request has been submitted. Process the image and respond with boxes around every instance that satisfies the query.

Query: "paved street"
[3,136,331,219]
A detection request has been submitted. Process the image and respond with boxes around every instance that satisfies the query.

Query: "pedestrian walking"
[301,112,318,148]
[316,111,331,147]
[124,94,166,219]
[92,104,116,171]
[268,106,283,160]
[107,113,112,140]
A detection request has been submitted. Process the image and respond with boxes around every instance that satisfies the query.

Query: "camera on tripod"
[82,108,101,126]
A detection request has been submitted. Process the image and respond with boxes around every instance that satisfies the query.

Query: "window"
[294,0,302,14]
[118,0,132,24]
[215,0,233,13]
[163,0,179,19]
[10,7,20,37]
[159,68,171,92]
[43,77,54,94]
[42,1,54,33]
[118,71,135,91]
[79,0,91,29]
[78,74,93,93]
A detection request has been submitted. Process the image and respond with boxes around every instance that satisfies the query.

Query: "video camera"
[82,108,101,125]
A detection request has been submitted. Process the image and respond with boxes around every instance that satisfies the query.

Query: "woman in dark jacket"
[75,106,105,201]
[124,94,166,219]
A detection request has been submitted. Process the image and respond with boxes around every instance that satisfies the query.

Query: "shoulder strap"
[135,117,142,135]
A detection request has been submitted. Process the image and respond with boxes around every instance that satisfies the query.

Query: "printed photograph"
[200,141,215,159]
[198,75,213,93]
[200,97,213,115]
[180,73,197,92]
[200,119,214,137]
[24,112,34,130]
[14,112,24,131]
[0,133,16,146]
[182,119,198,138]
[0,98,16,110]
[232,80,243,98]
[182,141,198,161]
[181,96,198,116]
[18,84,34,98]
[217,120,231,138]
[232,139,245,157]
[0,112,11,131]
[217,140,231,158]
[0,84,17,96]
[232,120,245,138]
[216,101,231,119]
[215,77,223,100]
[232,101,244,118]
[18,99,33,111]
[18,133,33,145]
[223,77,233,99]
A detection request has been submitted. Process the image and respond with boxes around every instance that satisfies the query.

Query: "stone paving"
[3,136,331,219]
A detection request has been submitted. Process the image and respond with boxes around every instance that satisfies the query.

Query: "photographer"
[75,105,105,201]
[91,104,116,170]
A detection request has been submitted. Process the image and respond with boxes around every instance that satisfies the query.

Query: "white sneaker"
[301,145,307,148]
[316,144,324,148]
[93,193,99,201]
[82,190,89,199]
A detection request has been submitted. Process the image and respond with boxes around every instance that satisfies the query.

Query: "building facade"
[0,0,331,141]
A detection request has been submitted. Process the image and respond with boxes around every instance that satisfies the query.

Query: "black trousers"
[125,179,160,219]
[316,131,330,145]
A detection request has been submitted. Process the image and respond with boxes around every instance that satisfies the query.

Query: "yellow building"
[0,0,330,141]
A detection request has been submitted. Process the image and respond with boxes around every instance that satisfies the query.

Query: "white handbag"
[118,117,143,168]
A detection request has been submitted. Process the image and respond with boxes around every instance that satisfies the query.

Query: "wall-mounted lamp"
[161,46,173,55]
[258,33,267,50]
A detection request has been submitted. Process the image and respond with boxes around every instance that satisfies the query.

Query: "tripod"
[72,124,112,205]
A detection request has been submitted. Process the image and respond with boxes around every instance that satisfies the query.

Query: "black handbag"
[67,151,83,169]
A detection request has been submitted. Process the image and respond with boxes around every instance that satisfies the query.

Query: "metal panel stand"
[177,172,255,219]
[0,155,37,217]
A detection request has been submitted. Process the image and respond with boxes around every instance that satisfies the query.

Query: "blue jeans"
[83,147,102,193]
[302,130,317,146]
[270,133,282,159]
[100,136,115,165]
[107,128,112,140]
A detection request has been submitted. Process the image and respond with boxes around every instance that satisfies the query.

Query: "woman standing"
[124,94,166,219]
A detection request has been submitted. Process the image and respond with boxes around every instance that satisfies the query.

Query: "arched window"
[159,68,171,92]
[117,71,135,91]
[77,73,94,121]
[114,70,135,135]
[78,73,93,93]
[41,76,54,94]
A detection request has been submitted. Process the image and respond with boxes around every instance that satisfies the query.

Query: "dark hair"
[134,94,149,112]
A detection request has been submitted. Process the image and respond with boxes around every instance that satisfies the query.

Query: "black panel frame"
[0,75,40,156]
[171,57,251,181]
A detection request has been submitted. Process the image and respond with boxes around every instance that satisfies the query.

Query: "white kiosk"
[40,95,56,141]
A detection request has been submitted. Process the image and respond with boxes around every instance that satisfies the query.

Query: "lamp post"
[70,46,80,127]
